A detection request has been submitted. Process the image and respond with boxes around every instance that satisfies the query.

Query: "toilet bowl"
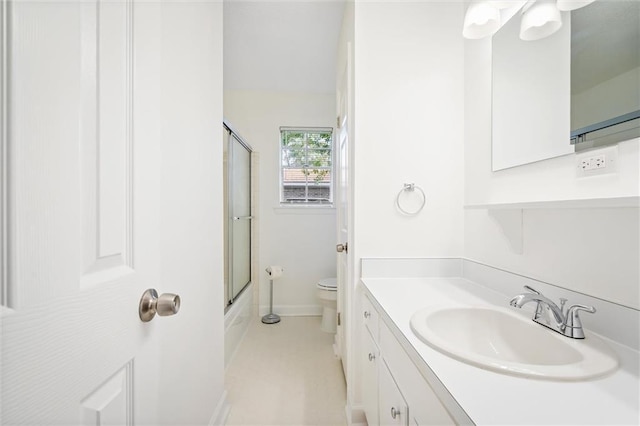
[317,278,337,333]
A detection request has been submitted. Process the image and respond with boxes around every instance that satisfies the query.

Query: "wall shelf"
[464,196,640,210]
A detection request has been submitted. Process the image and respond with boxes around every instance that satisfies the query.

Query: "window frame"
[279,126,334,207]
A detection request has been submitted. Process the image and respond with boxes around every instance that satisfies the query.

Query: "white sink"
[410,305,618,381]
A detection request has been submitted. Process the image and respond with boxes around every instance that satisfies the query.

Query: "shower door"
[225,124,252,306]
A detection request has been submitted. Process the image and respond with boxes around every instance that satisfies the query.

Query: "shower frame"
[224,122,253,309]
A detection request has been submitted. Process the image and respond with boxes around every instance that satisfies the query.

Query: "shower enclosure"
[224,123,252,308]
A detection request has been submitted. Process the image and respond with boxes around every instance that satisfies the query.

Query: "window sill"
[273,205,336,215]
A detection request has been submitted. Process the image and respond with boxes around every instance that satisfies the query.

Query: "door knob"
[139,289,181,322]
[336,242,348,253]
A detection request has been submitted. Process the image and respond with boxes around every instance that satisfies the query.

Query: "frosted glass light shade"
[463,2,501,39]
[520,1,562,41]
[556,0,596,11]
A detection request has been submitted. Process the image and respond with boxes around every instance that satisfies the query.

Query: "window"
[280,127,333,205]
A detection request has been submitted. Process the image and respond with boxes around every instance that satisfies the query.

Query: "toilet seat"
[317,278,337,291]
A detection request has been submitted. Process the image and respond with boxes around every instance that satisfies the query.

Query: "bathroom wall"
[352,1,466,262]
[464,38,640,310]
[155,2,228,422]
[224,90,337,316]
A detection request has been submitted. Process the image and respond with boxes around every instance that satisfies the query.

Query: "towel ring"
[396,183,426,215]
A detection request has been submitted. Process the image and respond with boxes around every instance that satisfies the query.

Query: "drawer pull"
[368,353,375,362]
[391,407,400,419]
[364,311,371,319]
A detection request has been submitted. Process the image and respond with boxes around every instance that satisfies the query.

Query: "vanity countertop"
[361,277,640,425]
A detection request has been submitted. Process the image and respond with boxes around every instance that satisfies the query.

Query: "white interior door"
[336,44,353,377]
[1,2,224,424]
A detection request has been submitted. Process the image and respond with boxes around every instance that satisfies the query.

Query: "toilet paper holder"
[265,265,284,278]
[263,266,284,324]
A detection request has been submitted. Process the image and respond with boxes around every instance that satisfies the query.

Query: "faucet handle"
[523,285,540,295]
[566,303,596,317]
[564,304,596,339]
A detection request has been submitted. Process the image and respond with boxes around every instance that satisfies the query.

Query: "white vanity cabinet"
[362,296,380,425]
[361,293,455,426]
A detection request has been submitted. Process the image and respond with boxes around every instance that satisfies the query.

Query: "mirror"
[492,1,640,171]
[570,1,640,151]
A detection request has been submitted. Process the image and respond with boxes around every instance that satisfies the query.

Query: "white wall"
[156,2,227,424]
[464,36,640,310]
[353,1,465,261]
[346,1,465,419]
[224,90,337,316]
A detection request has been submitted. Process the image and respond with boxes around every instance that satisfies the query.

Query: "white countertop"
[362,277,640,425]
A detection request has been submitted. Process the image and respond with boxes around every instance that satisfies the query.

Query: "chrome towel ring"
[396,183,426,215]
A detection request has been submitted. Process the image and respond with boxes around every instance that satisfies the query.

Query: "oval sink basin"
[410,306,618,380]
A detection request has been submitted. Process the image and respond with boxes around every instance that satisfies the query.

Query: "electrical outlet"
[580,158,592,170]
[576,146,618,177]
[592,155,606,169]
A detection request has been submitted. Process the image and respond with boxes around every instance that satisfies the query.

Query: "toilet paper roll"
[266,265,284,280]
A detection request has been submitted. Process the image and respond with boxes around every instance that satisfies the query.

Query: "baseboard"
[345,400,367,426]
[258,304,322,317]
[209,390,230,426]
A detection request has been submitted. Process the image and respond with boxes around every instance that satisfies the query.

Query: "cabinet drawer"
[362,295,379,342]
[380,321,455,426]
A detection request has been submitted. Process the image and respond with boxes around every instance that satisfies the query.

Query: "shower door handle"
[233,216,254,221]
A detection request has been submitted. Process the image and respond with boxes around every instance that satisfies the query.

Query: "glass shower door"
[228,131,252,304]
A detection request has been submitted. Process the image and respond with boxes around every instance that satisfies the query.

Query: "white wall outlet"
[576,146,618,177]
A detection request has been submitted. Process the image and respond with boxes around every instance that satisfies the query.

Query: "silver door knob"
[139,289,181,322]
[336,243,348,253]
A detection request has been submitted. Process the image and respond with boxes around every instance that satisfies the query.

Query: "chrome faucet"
[509,285,596,339]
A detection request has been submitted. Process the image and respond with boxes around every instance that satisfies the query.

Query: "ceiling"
[223,0,345,94]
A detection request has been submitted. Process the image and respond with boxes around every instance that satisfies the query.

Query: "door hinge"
[337,312,341,326]
[336,116,341,128]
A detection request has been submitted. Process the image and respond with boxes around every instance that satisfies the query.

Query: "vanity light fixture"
[463,0,596,40]
[519,0,563,41]
[462,1,502,39]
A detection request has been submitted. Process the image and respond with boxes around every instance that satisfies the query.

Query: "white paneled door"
[1,1,224,425]
[336,42,353,378]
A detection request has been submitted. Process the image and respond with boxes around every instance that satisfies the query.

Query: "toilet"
[317,278,337,333]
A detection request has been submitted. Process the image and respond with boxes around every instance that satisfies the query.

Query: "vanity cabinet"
[361,293,455,426]
[362,296,380,425]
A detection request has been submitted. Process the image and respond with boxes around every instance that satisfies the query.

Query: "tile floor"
[225,316,348,426]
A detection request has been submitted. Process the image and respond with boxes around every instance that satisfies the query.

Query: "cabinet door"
[378,361,408,426]
[362,328,379,426]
